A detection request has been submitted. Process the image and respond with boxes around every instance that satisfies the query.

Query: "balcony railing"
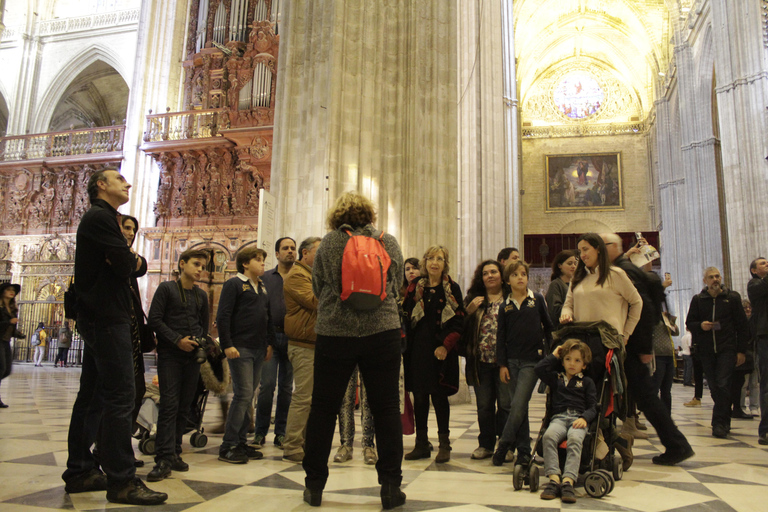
[37,9,140,36]
[0,125,126,162]
[143,108,226,142]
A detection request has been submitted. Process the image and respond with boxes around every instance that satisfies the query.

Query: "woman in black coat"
[0,282,22,408]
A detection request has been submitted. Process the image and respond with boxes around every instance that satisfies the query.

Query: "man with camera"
[148,249,210,481]
[686,267,749,438]
[217,246,275,463]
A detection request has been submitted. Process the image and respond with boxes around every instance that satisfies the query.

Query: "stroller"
[136,351,230,456]
[513,321,627,499]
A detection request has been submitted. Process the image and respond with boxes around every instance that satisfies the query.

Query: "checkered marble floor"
[1,363,767,511]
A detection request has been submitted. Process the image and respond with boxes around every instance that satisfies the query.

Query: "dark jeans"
[682,354,693,386]
[624,353,690,452]
[473,362,511,450]
[223,346,266,450]
[255,333,293,437]
[62,318,135,490]
[758,337,768,436]
[413,391,450,434]
[55,347,70,365]
[697,350,736,430]
[693,354,704,399]
[497,358,537,456]
[155,350,200,462]
[303,329,402,491]
[731,370,748,413]
[653,356,675,414]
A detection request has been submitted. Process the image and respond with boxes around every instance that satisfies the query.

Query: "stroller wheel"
[140,437,156,456]
[512,464,524,491]
[584,471,611,498]
[190,432,208,448]
[528,465,539,492]
[597,469,615,493]
[612,454,623,481]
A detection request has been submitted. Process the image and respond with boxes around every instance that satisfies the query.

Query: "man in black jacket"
[602,234,693,466]
[686,267,748,438]
[62,169,167,506]
[746,258,768,444]
[147,248,210,481]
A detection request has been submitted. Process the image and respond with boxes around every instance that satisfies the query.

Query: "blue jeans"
[473,362,511,450]
[155,350,200,462]
[757,337,768,436]
[62,318,135,490]
[653,356,675,414]
[542,410,587,482]
[497,359,538,456]
[697,350,736,430]
[223,346,266,450]
[255,333,293,438]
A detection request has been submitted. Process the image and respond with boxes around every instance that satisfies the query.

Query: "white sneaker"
[333,445,353,463]
[363,446,378,465]
[471,447,493,460]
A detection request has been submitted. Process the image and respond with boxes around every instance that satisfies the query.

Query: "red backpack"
[340,229,392,310]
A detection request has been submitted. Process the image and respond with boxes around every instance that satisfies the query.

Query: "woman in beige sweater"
[560,233,642,340]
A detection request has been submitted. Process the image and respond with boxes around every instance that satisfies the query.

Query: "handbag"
[401,392,415,436]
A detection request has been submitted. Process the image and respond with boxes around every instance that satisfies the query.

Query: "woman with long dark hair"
[401,257,420,298]
[402,245,465,464]
[546,250,578,329]
[0,282,22,408]
[462,260,509,459]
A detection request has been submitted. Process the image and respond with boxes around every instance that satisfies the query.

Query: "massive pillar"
[456,0,508,287]
[710,0,768,293]
[272,0,458,262]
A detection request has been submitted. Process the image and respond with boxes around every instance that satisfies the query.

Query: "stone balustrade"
[143,108,226,142]
[0,125,125,162]
[37,9,140,36]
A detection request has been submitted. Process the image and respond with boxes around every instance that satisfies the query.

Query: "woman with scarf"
[402,245,465,463]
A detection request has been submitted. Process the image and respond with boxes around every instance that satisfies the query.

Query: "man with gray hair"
[686,267,749,439]
[281,236,322,462]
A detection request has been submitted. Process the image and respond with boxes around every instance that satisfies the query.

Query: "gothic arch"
[32,44,130,133]
[693,24,717,138]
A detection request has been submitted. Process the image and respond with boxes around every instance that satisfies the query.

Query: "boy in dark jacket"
[147,249,209,482]
[217,247,275,463]
[492,260,553,466]
[536,339,598,503]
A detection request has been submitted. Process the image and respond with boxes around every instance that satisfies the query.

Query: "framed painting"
[545,153,623,211]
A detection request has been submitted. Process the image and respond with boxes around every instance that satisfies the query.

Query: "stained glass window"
[553,73,604,120]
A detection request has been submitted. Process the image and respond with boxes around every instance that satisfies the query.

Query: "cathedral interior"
[1,1,767,510]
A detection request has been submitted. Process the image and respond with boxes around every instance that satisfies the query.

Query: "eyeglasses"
[426,256,445,263]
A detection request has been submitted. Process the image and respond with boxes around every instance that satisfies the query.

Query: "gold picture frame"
[545,153,623,211]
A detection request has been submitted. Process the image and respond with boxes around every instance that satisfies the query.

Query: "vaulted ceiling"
[514,0,690,125]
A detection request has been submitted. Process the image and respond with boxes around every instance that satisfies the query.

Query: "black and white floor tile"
[1,364,767,511]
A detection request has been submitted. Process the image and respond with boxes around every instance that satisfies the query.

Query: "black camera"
[192,335,224,364]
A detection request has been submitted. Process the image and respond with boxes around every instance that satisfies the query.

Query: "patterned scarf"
[410,274,460,327]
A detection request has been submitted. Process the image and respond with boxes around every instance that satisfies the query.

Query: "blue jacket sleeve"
[534,354,560,389]
[148,282,182,346]
[216,279,237,350]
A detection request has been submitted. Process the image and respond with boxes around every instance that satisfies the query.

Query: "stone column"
[272,0,458,262]
[123,0,190,228]
[710,0,768,294]
[456,0,507,288]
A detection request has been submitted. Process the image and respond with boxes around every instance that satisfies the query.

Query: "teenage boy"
[493,260,554,467]
[218,247,276,463]
[148,249,210,481]
[536,339,598,503]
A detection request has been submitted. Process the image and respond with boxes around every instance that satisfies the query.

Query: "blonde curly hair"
[326,191,377,230]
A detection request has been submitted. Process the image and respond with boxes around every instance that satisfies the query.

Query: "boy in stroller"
[535,339,597,503]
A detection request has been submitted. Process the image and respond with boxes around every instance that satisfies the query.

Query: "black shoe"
[240,443,264,460]
[652,446,695,466]
[516,453,532,467]
[219,445,248,464]
[759,433,768,446]
[147,459,172,482]
[540,480,561,500]
[134,458,144,468]
[171,455,189,472]
[381,482,406,510]
[303,488,322,507]
[712,425,728,439]
[64,468,108,494]
[492,447,509,467]
[0,399,8,408]
[560,481,577,503]
[732,409,754,420]
[106,478,168,506]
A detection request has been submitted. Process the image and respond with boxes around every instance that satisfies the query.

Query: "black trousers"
[303,329,402,491]
[624,353,691,453]
[155,350,200,462]
[698,350,736,430]
[693,354,704,399]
